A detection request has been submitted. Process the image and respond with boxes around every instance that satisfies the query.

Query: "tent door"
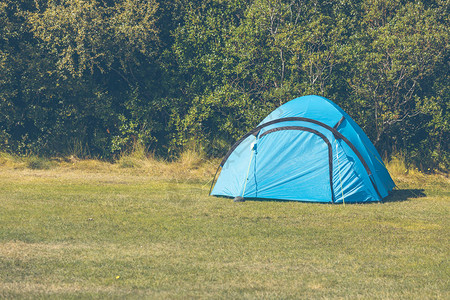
[243,126,334,202]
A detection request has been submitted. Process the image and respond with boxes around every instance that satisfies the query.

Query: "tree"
[348,1,449,169]
[24,0,162,156]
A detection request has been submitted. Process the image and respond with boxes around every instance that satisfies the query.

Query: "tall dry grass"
[0,149,446,185]
[0,147,219,183]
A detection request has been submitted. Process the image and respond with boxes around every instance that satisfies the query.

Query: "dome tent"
[210,95,395,203]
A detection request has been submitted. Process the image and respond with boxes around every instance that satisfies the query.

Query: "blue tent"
[210,95,395,203]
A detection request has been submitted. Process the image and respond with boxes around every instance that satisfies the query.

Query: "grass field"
[0,154,449,299]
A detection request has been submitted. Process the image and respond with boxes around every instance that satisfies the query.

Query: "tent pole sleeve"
[333,116,345,129]
[209,165,222,195]
[369,176,383,200]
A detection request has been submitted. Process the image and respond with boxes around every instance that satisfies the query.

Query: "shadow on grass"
[383,189,426,203]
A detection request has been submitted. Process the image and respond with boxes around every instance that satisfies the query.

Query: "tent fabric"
[210,95,395,203]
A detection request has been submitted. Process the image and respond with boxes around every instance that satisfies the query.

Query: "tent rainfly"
[210,95,395,203]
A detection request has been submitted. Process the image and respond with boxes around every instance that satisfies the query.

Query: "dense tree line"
[0,0,448,171]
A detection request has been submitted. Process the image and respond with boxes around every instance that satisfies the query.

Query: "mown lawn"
[0,165,448,299]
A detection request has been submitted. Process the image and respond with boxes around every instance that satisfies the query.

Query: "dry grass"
[386,156,449,190]
[0,150,218,183]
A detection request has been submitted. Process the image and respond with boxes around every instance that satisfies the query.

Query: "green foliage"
[0,0,448,170]
[28,0,159,77]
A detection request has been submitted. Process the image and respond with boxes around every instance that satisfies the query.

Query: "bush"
[27,157,53,170]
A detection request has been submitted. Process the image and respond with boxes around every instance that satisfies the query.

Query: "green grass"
[0,163,448,299]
